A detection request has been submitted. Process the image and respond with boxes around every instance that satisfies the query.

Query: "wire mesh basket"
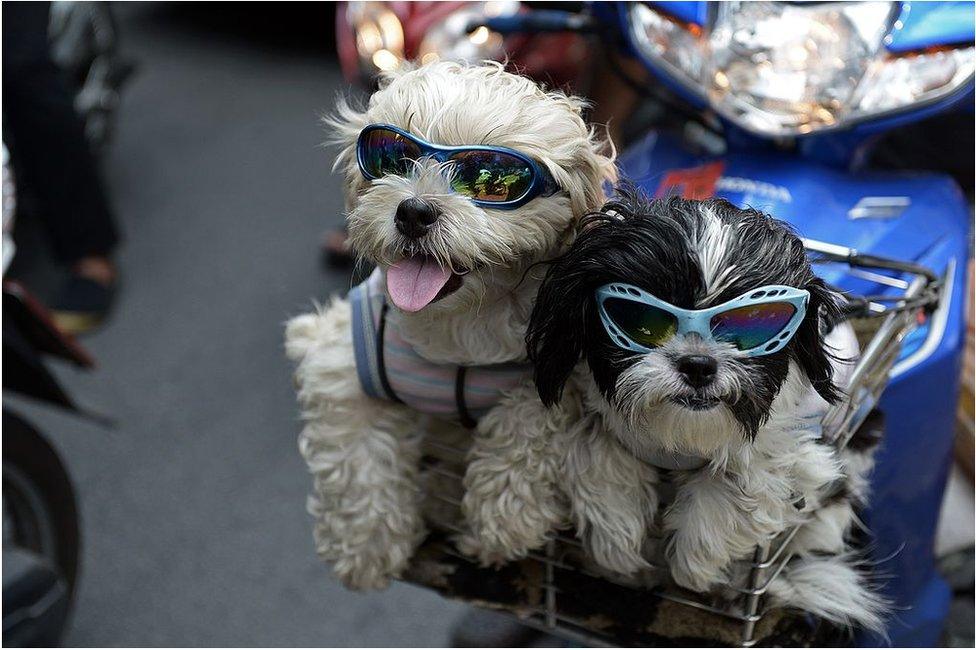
[400,240,944,648]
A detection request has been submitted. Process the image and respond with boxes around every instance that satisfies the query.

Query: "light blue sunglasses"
[596,283,810,357]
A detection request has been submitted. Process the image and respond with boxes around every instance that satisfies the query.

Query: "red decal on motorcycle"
[655,161,725,200]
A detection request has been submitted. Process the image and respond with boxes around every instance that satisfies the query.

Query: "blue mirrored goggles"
[596,283,810,357]
[356,123,559,209]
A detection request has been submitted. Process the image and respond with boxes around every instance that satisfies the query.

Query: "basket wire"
[403,239,944,647]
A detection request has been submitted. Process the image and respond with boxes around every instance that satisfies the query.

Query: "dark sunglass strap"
[377,301,404,405]
[455,367,478,430]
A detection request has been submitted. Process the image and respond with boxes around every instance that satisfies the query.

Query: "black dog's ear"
[792,277,843,404]
[526,262,592,407]
[527,181,662,406]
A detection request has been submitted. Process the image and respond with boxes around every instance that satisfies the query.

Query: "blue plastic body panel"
[617,131,971,647]
[647,0,707,26]
[887,1,976,52]
[645,0,976,52]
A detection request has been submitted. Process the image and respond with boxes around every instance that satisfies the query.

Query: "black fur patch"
[527,183,842,438]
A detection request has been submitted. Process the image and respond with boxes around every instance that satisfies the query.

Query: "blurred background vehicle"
[336,1,591,91]
[2,144,91,646]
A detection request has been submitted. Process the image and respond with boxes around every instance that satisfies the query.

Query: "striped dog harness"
[349,269,531,428]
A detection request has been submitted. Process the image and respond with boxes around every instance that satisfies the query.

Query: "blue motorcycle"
[479,2,973,645]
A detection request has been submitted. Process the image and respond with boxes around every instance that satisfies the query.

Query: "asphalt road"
[8,4,466,646]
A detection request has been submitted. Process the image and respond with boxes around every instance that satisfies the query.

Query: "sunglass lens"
[603,298,678,349]
[448,150,533,203]
[359,128,422,177]
[710,303,796,351]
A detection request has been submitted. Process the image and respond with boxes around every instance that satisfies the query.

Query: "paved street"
[8,4,465,646]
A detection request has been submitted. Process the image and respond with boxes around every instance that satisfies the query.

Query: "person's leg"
[3,1,120,331]
[321,227,354,269]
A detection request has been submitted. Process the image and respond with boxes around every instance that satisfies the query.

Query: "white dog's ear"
[322,96,369,173]
[559,95,618,217]
[578,121,618,211]
[322,97,371,211]
[320,62,423,192]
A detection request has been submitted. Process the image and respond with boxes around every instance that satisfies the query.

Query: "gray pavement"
[8,4,465,646]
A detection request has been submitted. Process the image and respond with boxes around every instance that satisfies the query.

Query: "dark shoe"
[50,274,116,335]
[321,228,355,269]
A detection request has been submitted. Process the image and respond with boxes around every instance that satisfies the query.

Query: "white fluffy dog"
[462,188,886,632]
[285,60,615,590]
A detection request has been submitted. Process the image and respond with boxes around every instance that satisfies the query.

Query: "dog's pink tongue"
[387,256,452,312]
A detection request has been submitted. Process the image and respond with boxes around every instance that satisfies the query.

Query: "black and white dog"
[462,186,886,631]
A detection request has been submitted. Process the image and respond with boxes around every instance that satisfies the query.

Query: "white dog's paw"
[308,460,426,592]
[665,530,728,592]
[459,493,555,565]
[585,526,651,577]
[314,511,424,591]
[461,461,564,565]
[331,536,418,591]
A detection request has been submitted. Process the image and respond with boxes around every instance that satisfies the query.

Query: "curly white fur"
[458,380,577,564]
[287,60,614,589]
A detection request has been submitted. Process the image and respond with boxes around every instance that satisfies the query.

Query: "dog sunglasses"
[356,124,559,209]
[596,283,810,357]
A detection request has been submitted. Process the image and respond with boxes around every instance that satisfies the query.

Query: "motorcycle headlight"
[347,2,405,74]
[629,1,975,136]
[418,1,520,64]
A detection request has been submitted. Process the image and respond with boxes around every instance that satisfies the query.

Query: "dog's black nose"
[394,198,438,239]
[677,355,717,389]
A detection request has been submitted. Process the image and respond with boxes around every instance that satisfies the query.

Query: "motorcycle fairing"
[644,1,976,53]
